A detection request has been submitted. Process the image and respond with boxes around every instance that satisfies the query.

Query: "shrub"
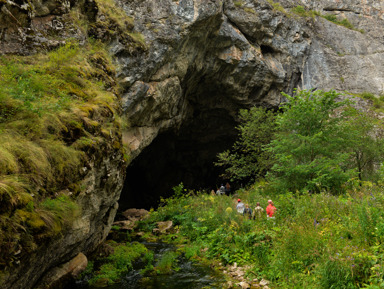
[155,251,180,274]
[89,242,148,285]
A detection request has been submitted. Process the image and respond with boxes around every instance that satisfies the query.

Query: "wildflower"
[225,207,233,214]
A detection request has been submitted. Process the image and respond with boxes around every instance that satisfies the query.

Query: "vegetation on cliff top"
[0,40,125,269]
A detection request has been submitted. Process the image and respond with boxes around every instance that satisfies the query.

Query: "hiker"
[243,204,253,219]
[253,202,264,220]
[236,199,245,214]
[220,184,226,195]
[225,182,231,195]
[266,200,277,219]
[211,189,216,196]
[216,188,223,195]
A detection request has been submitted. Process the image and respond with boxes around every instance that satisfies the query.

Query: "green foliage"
[216,107,277,183]
[0,40,127,267]
[155,251,180,274]
[89,242,148,285]
[267,0,286,13]
[353,92,384,111]
[141,251,155,275]
[38,195,80,234]
[218,89,384,192]
[322,14,356,31]
[291,6,320,18]
[139,183,384,288]
[267,89,356,194]
[344,108,384,181]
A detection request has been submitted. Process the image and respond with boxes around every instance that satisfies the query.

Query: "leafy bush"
[155,251,180,274]
[267,89,356,194]
[89,242,148,285]
[216,107,277,183]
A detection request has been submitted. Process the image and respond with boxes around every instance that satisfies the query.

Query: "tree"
[345,107,384,182]
[215,106,277,183]
[266,89,356,194]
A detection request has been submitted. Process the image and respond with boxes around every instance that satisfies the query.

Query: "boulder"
[36,253,87,289]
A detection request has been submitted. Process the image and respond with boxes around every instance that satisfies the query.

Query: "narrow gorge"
[1,0,384,288]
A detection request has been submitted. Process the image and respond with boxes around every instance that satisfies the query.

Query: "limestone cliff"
[119,0,384,208]
[119,0,384,159]
[1,0,384,288]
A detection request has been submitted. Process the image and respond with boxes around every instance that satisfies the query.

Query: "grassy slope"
[136,183,384,289]
[0,0,149,272]
[0,41,126,269]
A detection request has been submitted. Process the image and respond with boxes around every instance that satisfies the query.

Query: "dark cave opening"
[119,110,239,210]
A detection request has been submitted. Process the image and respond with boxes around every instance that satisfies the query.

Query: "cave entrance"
[119,108,239,210]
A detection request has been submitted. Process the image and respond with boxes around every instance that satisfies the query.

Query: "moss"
[0,39,125,266]
[267,0,286,14]
[291,5,319,18]
[244,7,256,14]
[14,209,46,232]
[87,0,147,53]
[234,0,244,7]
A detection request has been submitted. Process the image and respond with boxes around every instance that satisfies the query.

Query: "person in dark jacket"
[243,204,253,219]
[225,182,231,195]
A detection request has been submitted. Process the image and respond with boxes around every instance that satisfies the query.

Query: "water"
[70,242,225,289]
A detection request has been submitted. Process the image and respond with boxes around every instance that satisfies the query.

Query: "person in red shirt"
[266,200,276,218]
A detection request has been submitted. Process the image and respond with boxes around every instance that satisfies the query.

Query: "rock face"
[0,1,126,289]
[0,146,125,289]
[117,0,384,208]
[1,0,384,287]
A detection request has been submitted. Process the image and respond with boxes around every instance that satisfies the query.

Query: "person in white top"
[236,199,245,214]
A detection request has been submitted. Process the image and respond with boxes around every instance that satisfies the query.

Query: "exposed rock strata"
[118,0,384,207]
[119,0,384,159]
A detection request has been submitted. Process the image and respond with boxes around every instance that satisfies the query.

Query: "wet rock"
[122,208,149,220]
[112,220,136,230]
[259,279,270,286]
[36,253,87,289]
[239,281,251,289]
[153,220,173,234]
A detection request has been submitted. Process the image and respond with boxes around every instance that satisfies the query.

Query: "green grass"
[289,6,363,33]
[136,182,384,288]
[155,251,180,274]
[0,40,127,269]
[267,0,286,14]
[291,5,320,18]
[349,91,384,111]
[89,242,148,285]
[321,14,364,33]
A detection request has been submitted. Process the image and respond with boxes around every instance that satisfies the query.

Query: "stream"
[68,241,226,289]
